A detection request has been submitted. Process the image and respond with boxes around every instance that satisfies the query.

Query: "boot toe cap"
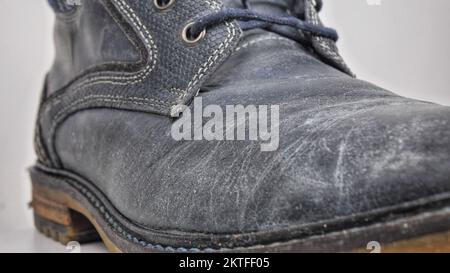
[251,102,450,232]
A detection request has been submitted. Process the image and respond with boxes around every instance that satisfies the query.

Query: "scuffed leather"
[37,0,241,166]
[47,0,141,95]
[36,0,450,235]
[54,30,450,234]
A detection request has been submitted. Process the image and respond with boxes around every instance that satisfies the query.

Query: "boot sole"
[30,164,450,253]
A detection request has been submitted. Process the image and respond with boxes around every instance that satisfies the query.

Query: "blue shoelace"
[48,0,337,42]
[190,0,338,42]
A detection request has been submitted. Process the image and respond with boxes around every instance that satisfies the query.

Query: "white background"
[0,0,449,252]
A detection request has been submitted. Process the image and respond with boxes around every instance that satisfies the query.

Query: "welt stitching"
[37,163,208,252]
[38,162,450,252]
[50,172,213,252]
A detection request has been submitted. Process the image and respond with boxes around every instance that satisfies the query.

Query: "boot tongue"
[213,0,354,77]
[221,0,292,16]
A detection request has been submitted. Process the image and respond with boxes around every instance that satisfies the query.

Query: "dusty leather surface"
[35,0,450,236]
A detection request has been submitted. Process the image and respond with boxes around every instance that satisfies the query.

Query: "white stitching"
[204,0,221,10]
[50,0,233,111]
[72,0,158,88]
[46,0,160,113]
[45,0,240,163]
[53,94,171,128]
[185,21,238,92]
[169,88,186,97]
[47,94,171,152]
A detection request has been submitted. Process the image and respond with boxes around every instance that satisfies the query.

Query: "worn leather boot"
[31,0,450,252]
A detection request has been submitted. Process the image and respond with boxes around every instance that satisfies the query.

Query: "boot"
[31,0,450,252]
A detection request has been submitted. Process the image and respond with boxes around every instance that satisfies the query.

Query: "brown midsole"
[31,179,450,253]
[32,182,121,253]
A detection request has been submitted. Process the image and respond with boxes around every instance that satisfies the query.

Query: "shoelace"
[189,0,338,42]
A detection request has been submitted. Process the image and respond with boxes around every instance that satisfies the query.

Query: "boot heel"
[31,182,100,245]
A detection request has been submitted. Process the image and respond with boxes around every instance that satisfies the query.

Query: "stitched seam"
[183,21,237,98]
[46,171,211,252]
[49,0,233,111]
[49,0,228,111]
[46,97,170,163]
[74,0,223,102]
[49,80,172,146]
[48,95,171,147]
[46,0,160,112]
[69,0,158,89]
[166,0,235,101]
[168,19,238,102]
[45,0,237,165]
[204,0,221,11]
[169,88,186,97]
[36,164,450,252]
[46,0,162,127]
[43,0,161,165]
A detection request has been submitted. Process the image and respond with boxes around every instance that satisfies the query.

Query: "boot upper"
[37,0,450,235]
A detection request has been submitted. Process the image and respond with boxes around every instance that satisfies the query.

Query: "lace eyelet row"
[153,0,206,45]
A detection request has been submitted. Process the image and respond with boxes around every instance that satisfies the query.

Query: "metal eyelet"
[181,22,206,46]
[153,0,175,11]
